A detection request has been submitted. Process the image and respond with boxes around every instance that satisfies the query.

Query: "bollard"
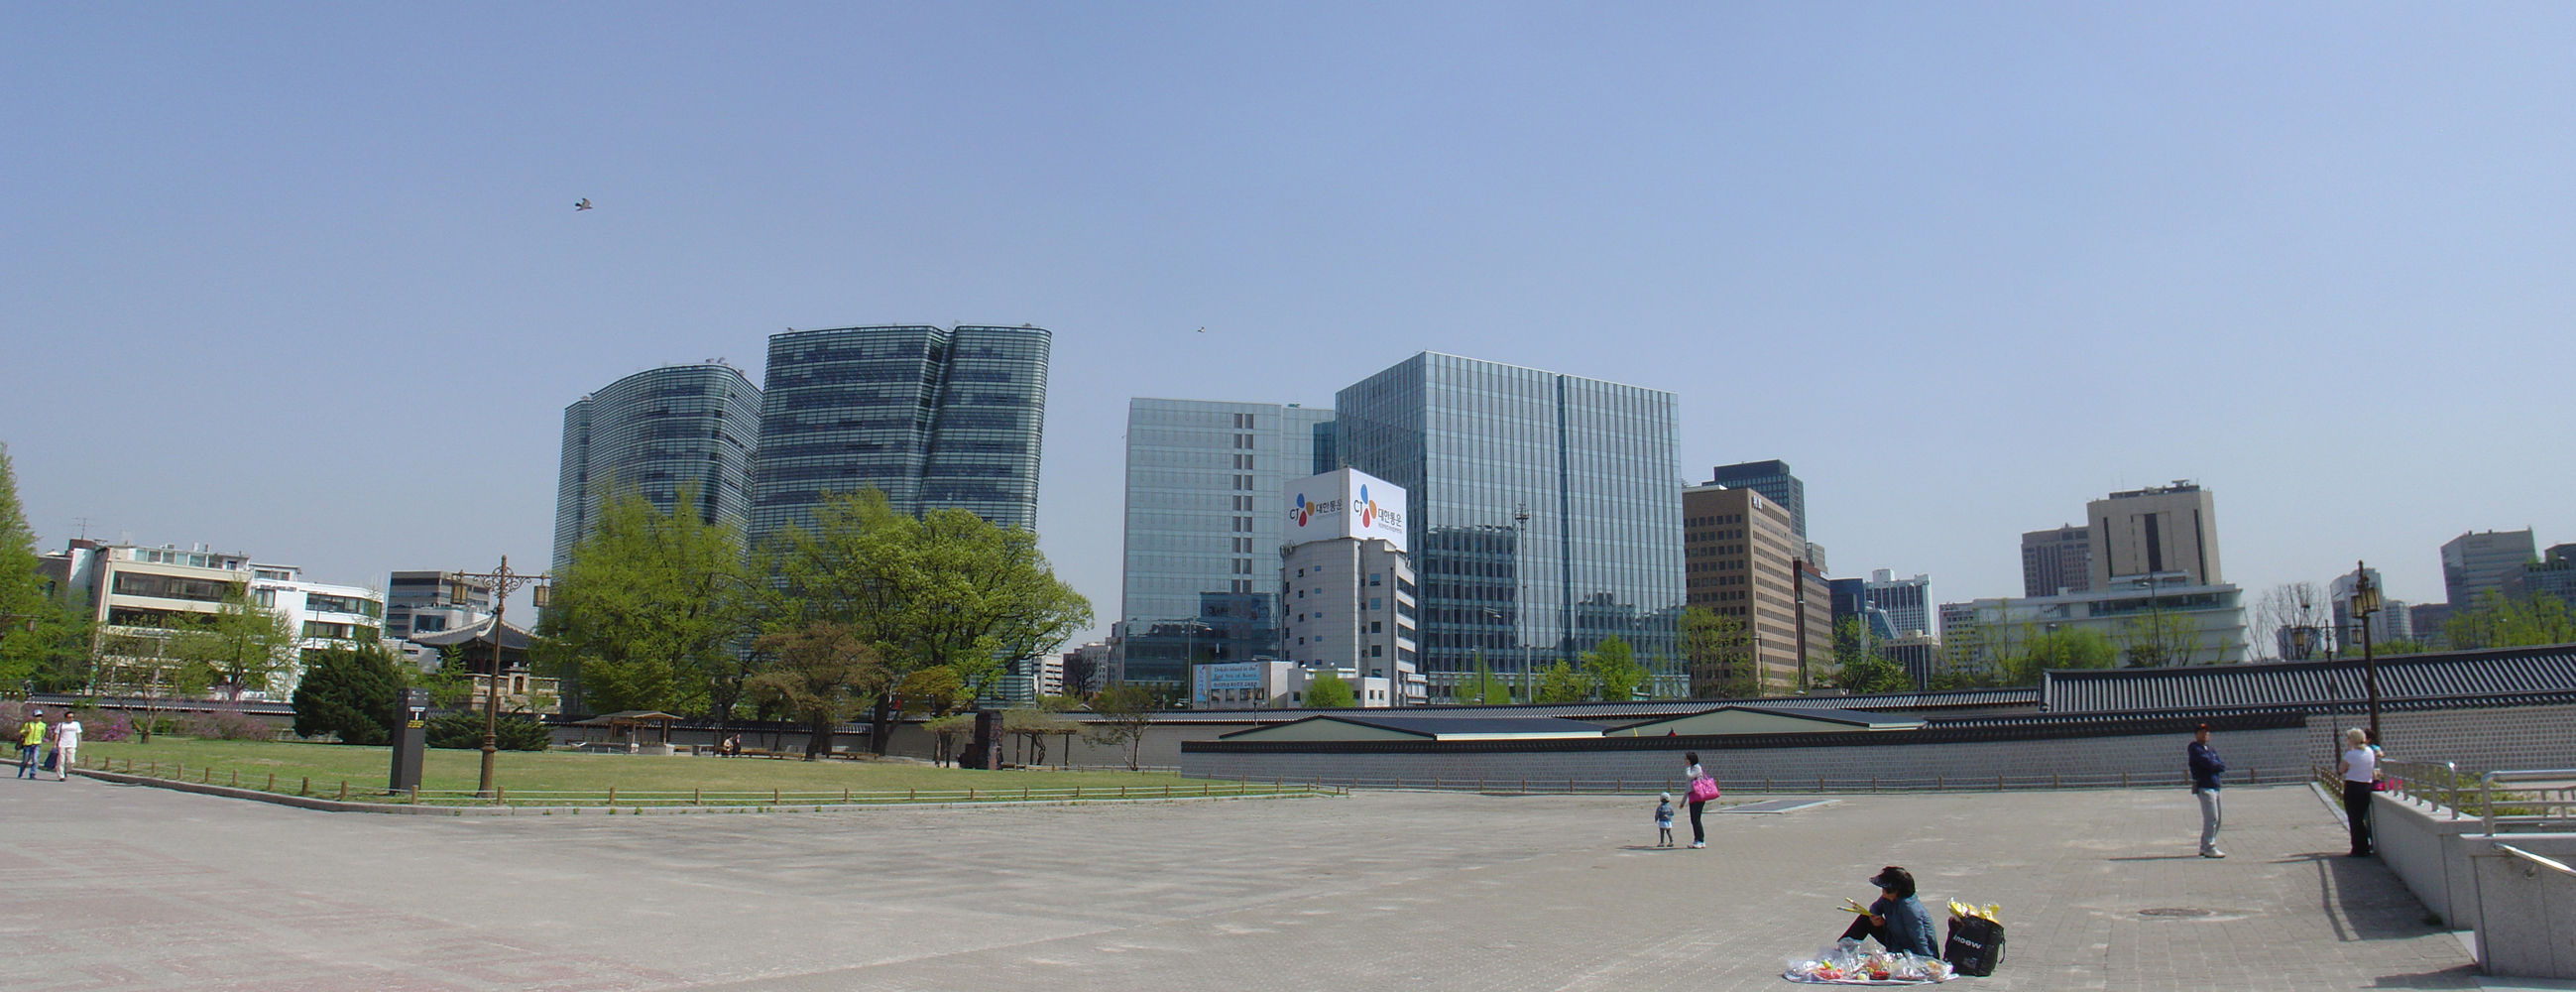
[2122,771,2129,788]
[970,788,977,802]
[909,787,916,801]
[299,776,309,796]
[608,786,617,806]
[1872,777,1878,793]
[266,772,276,792]
[2053,773,2060,789]
[842,787,850,805]
[1937,774,1944,791]
[336,781,348,802]
[772,787,780,804]
[230,770,239,788]
[497,786,506,805]
[1997,774,2004,792]
[202,767,211,784]
[1164,784,1172,799]
[1521,778,1528,794]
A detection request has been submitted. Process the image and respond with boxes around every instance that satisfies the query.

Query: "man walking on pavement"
[2188,723,2227,858]
[14,708,43,779]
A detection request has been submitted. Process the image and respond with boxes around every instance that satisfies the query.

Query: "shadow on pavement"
[2273,851,2444,942]
[2359,964,2483,989]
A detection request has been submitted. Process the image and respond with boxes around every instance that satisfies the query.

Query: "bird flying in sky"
[574,198,593,210]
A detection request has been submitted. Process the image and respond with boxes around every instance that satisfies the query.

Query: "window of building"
[1371,621,1382,633]
[1371,645,1383,657]
[1368,573,1381,586]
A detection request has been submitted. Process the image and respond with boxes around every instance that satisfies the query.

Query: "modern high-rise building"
[1682,483,1823,694]
[1337,353,1684,698]
[1707,460,1808,541]
[1864,570,1932,636]
[2329,567,2409,651]
[553,363,761,568]
[2021,525,2092,597]
[2442,529,2536,609]
[750,325,1049,548]
[2086,482,2221,588]
[1276,468,1422,704]
[1116,399,1337,691]
[2507,543,2576,607]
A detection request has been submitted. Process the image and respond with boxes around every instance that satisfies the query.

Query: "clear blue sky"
[6,4,2572,642]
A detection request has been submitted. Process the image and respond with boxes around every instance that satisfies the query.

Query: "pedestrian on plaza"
[47,710,81,781]
[1682,752,1713,848]
[15,708,43,779]
[1654,792,1676,848]
[1833,866,1939,957]
[2188,723,2228,858]
[2338,727,2378,857]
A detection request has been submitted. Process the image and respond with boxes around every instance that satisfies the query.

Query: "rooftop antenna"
[70,517,92,539]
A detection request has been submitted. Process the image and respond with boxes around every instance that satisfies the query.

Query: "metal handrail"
[2480,769,2576,836]
[2380,758,2464,819]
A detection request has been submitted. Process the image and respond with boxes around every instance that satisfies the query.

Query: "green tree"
[1533,660,1590,703]
[923,712,978,767]
[2115,610,2205,667]
[743,622,887,760]
[1304,672,1357,707]
[769,489,1092,752]
[292,643,406,744]
[2445,589,2576,649]
[1003,707,1080,766]
[1680,607,1758,698]
[424,710,549,750]
[541,485,757,717]
[894,666,971,715]
[1454,651,1513,704]
[169,591,300,698]
[0,444,89,693]
[1581,635,1646,701]
[1084,683,1158,770]
[2005,626,2119,684]
[1833,653,1913,693]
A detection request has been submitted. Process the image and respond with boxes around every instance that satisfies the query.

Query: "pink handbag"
[1687,777,1721,803]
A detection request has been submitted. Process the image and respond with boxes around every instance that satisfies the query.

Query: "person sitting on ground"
[1835,866,1938,957]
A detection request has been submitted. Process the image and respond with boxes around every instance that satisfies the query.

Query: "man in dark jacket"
[2188,724,2228,858]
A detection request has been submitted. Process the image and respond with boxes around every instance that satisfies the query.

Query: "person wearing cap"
[1837,866,1938,957]
[14,709,44,779]
[2187,723,2228,858]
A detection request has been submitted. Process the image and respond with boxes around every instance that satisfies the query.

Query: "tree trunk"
[868,691,893,755]
[805,714,833,761]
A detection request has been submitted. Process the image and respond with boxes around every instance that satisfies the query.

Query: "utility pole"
[451,557,550,800]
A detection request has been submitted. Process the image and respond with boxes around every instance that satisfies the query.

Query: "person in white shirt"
[2336,727,2377,857]
[49,713,81,782]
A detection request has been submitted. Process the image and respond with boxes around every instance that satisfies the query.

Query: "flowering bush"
[73,709,133,742]
[180,705,275,742]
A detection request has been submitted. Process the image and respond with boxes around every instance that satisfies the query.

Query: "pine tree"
[292,644,406,745]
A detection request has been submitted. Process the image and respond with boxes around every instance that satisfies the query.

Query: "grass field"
[65,737,1315,807]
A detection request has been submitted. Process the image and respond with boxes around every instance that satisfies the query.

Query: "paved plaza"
[0,775,2528,991]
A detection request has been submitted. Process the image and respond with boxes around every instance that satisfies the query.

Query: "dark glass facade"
[751,325,1048,547]
[1335,353,1683,698]
[1706,460,1806,541]
[1118,399,1337,689]
[553,363,762,568]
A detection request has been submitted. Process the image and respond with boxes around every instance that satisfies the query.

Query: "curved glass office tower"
[1335,353,1684,699]
[553,363,763,568]
[750,325,1048,548]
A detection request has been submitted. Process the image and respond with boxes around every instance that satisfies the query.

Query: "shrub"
[180,705,274,741]
[424,710,551,751]
[73,708,133,742]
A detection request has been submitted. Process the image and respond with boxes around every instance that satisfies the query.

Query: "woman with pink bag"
[1682,751,1719,848]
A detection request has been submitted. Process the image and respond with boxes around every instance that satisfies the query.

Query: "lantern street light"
[2347,560,2386,745]
[451,557,551,800]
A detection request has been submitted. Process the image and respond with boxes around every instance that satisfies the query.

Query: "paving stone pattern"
[0,776,2481,991]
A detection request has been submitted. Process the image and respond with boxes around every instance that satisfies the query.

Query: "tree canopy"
[744,622,886,760]
[1303,672,1357,707]
[540,484,757,717]
[292,643,406,745]
[1581,636,1646,701]
[1681,607,1758,698]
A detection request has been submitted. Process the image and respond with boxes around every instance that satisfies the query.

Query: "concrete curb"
[73,767,1340,816]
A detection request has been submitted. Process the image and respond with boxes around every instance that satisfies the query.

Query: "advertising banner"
[1282,468,1407,552]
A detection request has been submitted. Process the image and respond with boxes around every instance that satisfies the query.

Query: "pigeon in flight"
[574,198,593,211]
[1197,326,1206,333]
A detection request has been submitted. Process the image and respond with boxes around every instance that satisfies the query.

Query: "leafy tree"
[2115,610,2205,667]
[769,489,1092,752]
[1304,672,1357,707]
[0,446,90,694]
[1581,635,1646,701]
[541,485,757,717]
[1680,607,1758,698]
[93,627,213,742]
[292,643,405,745]
[168,591,300,699]
[1454,651,1513,704]
[1833,653,1913,694]
[2445,589,2576,649]
[1533,660,1590,703]
[1084,683,1158,770]
[1058,651,1100,697]
[894,666,971,715]
[2006,626,2119,684]
[1035,691,1086,712]
[744,623,887,761]
[923,712,978,767]
[1003,707,1079,766]
[424,710,550,750]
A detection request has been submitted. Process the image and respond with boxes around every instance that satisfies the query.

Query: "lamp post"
[451,557,550,800]
[1512,502,1530,703]
[2348,560,2386,744]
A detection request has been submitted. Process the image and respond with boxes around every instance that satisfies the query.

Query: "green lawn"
[73,737,1309,806]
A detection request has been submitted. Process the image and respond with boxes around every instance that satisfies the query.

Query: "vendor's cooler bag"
[1943,915,2005,976]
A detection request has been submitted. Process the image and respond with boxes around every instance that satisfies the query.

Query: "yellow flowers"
[1948,899,2002,923]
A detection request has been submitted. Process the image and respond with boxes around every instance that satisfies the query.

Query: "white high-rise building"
[2086,482,2222,589]
[1275,468,1421,705]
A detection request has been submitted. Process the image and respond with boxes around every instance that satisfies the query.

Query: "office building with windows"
[553,363,761,568]
[1683,484,1828,694]
[1276,469,1422,704]
[1865,570,1932,636]
[1336,354,1684,699]
[2507,543,2576,608]
[36,540,381,699]
[1706,460,1808,541]
[2329,567,2410,652]
[2086,482,2221,588]
[750,325,1049,548]
[2021,525,2091,597]
[1117,399,1337,690]
[2442,529,2536,609]
[1944,574,2248,669]
[383,570,496,670]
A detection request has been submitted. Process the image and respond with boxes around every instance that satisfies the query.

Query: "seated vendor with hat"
[1836,866,1938,957]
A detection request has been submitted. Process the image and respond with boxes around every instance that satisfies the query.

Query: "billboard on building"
[1199,662,1265,691]
[1282,468,1406,552]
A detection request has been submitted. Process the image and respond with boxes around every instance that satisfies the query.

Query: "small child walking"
[1654,792,1676,848]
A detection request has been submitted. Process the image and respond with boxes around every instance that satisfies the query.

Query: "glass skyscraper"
[1335,353,1684,698]
[750,325,1049,548]
[1117,399,1337,690]
[553,363,763,569]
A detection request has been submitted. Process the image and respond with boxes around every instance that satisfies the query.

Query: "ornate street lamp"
[2348,560,2386,744]
[451,557,550,800]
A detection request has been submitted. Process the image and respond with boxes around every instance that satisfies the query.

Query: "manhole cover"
[2138,908,2211,918]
